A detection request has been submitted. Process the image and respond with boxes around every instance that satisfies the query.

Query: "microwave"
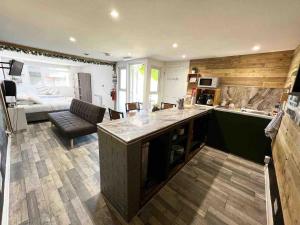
[198,77,219,88]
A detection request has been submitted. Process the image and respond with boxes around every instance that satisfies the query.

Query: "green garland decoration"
[0,42,115,66]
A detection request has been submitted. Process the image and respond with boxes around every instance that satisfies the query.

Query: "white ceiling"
[1,0,300,62]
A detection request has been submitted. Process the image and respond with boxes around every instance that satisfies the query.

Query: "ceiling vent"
[123,56,132,60]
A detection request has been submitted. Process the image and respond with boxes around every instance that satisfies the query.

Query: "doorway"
[129,64,145,103]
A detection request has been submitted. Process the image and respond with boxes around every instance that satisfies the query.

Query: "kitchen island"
[97,105,211,221]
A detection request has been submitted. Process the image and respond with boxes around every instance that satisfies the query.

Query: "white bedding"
[18,96,73,114]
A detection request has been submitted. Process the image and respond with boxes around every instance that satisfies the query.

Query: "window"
[149,68,160,107]
[120,68,127,90]
[129,64,144,103]
[150,68,159,92]
[28,66,71,87]
[45,69,70,87]
[29,71,42,85]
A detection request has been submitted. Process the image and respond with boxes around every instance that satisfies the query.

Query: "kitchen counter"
[215,107,274,120]
[194,103,274,120]
[98,105,212,143]
[97,105,211,221]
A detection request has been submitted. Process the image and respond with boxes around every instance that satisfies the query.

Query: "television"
[8,60,23,76]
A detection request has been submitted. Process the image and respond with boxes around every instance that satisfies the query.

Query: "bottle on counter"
[191,88,197,105]
[177,98,184,109]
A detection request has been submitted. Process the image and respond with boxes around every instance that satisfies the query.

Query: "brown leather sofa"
[48,98,106,148]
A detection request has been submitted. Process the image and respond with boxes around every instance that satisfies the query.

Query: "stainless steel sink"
[240,107,272,116]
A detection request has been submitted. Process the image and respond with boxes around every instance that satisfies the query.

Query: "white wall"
[162,61,189,104]
[0,57,77,97]
[0,51,83,97]
[0,51,115,109]
[78,64,114,109]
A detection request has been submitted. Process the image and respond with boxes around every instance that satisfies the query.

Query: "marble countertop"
[214,107,274,120]
[98,105,212,143]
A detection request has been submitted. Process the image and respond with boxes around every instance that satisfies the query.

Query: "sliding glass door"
[118,63,145,112]
[118,67,127,112]
[117,63,162,112]
[129,64,145,103]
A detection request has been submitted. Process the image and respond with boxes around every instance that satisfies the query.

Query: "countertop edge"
[97,108,212,144]
[214,107,274,120]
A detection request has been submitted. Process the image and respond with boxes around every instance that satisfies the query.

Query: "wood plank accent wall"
[285,45,300,89]
[189,50,294,88]
[272,45,300,225]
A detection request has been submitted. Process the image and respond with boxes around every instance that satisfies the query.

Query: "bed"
[17,95,73,123]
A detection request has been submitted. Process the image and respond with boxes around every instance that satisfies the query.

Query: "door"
[149,68,160,108]
[78,73,92,103]
[118,68,127,112]
[129,64,145,103]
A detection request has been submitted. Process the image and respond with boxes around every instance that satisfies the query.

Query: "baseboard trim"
[265,164,274,225]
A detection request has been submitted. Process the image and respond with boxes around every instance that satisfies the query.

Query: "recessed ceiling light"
[69,37,76,43]
[252,45,261,51]
[110,9,119,18]
[182,54,186,59]
[172,43,178,48]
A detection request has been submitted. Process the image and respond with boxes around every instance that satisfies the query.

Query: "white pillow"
[17,93,30,101]
[28,95,42,104]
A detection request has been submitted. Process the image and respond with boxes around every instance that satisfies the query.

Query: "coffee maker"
[197,93,208,105]
[196,90,214,106]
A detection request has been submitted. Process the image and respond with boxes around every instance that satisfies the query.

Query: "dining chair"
[125,102,142,112]
[161,102,176,110]
[108,108,124,120]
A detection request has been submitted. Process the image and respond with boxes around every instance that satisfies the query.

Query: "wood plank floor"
[9,122,267,225]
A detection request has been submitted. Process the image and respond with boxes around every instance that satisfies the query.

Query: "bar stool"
[125,102,142,113]
[161,102,176,110]
[108,108,124,120]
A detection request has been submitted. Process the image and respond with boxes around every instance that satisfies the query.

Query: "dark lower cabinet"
[190,114,209,153]
[207,110,272,164]
[141,114,210,205]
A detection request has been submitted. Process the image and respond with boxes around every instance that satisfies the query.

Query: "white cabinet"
[7,106,27,132]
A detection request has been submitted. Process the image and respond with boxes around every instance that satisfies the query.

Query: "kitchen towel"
[265,110,284,140]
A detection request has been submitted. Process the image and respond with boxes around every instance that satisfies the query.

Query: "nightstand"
[7,106,28,132]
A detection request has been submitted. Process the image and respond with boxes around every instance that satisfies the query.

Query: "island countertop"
[97,105,212,143]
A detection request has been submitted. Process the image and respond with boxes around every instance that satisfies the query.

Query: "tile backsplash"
[221,86,284,112]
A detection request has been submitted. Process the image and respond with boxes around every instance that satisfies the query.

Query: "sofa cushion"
[70,98,106,124]
[48,111,96,138]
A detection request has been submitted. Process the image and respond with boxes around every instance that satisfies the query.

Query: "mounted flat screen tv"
[8,60,23,76]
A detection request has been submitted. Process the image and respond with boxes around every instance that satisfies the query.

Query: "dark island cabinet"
[207,110,272,164]
[98,109,211,222]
